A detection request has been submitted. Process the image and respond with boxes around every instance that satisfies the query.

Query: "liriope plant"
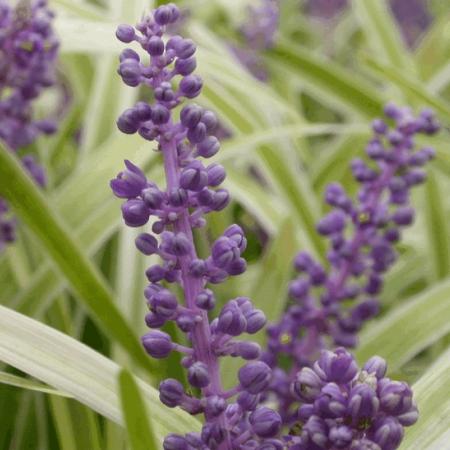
[110,4,439,449]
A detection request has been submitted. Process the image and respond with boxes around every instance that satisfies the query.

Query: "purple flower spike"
[262,104,439,423]
[112,5,281,448]
[286,351,418,450]
[0,0,59,251]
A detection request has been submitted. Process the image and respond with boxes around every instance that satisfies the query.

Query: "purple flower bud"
[372,119,387,134]
[314,348,358,383]
[179,75,203,98]
[117,108,140,134]
[350,439,381,450]
[315,382,348,418]
[174,38,196,59]
[249,407,282,438]
[171,233,192,256]
[392,206,415,226]
[204,395,226,417]
[329,425,353,448]
[201,423,226,448]
[195,289,215,310]
[175,57,197,76]
[145,311,166,328]
[233,341,261,360]
[168,188,188,207]
[121,199,150,227]
[212,237,240,268]
[188,362,210,388]
[292,367,322,401]
[142,330,172,358]
[180,161,208,192]
[351,298,379,321]
[363,356,387,379]
[189,258,207,277]
[145,265,166,283]
[176,314,196,332]
[217,301,247,336]
[187,122,207,144]
[289,278,309,299]
[116,24,135,43]
[154,5,176,25]
[197,136,220,158]
[151,104,170,124]
[237,392,260,411]
[150,289,178,318]
[163,434,189,450]
[118,59,141,86]
[370,417,404,450]
[349,383,379,422]
[245,309,266,334]
[294,251,314,272]
[224,225,247,251]
[147,36,165,56]
[120,48,139,62]
[207,163,226,187]
[142,187,164,209]
[201,110,218,132]
[159,378,184,407]
[302,416,329,448]
[135,233,158,255]
[317,210,346,235]
[378,379,414,415]
[180,104,203,129]
[239,361,271,394]
[211,189,230,211]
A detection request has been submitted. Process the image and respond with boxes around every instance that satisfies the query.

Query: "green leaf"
[266,42,384,117]
[424,171,450,280]
[356,279,450,370]
[119,370,159,450]
[352,0,415,72]
[250,218,299,325]
[399,346,450,449]
[0,305,201,438]
[0,371,71,397]
[363,57,450,122]
[0,144,152,373]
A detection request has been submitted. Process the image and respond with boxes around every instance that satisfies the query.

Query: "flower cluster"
[287,348,418,450]
[232,0,279,81]
[263,104,439,421]
[0,0,59,249]
[0,0,58,151]
[111,5,284,448]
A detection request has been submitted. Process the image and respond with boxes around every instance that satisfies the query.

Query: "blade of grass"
[119,370,159,450]
[363,57,450,121]
[399,346,450,449]
[424,170,450,281]
[0,304,201,437]
[356,279,450,370]
[352,0,415,72]
[0,371,71,397]
[266,41,385,117]
[0,144,152,373]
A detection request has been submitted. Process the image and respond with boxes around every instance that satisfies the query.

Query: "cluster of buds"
[0,0,58,151]
[287,348,418,450]
[111,5,284,448]
[0,0,59,249]
[232,0,279,81]
[263,104,439,421]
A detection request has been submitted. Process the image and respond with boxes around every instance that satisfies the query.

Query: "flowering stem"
[162,137,231,448]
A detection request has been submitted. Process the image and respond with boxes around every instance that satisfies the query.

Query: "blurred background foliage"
[1,0,450,449]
